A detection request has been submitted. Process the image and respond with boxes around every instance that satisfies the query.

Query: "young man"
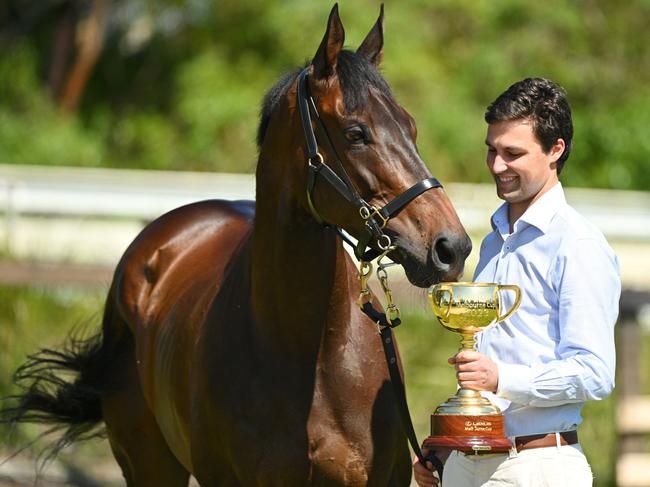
[414,78,620,486]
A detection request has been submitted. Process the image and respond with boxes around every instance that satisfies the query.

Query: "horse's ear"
[357,4,384,67]
[312,3,345,80]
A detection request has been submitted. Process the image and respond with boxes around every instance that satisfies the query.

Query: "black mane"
[256,50,393,148]
[256,68,302,148]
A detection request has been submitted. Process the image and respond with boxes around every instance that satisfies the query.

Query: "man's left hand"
[449,350,499,392]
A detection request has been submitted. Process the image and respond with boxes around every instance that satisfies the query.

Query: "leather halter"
[297,68,446,478]
[297,68,442,261]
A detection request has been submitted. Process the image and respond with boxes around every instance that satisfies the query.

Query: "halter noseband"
[297,68,442,260]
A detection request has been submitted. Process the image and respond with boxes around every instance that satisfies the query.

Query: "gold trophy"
[423,282,521,453]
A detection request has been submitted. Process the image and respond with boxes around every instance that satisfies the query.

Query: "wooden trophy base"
[423,413,512,454]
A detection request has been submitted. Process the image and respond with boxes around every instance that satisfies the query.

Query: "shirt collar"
[490,202,510,237]
[490,182,566,236]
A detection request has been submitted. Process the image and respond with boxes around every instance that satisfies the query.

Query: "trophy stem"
[459,330,477,352]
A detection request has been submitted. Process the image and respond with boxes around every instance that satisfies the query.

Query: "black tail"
[1,330,110,461]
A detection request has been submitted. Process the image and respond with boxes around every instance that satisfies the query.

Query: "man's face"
[485,119,564,219]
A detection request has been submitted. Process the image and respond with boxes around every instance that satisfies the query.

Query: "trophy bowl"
[423,282,521,453]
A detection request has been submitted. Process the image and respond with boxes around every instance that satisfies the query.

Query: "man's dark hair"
[485,78,573,175]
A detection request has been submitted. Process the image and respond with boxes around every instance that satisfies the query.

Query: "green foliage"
[172,47,273,172]
[0,44,105,167]
[1,1,649,190]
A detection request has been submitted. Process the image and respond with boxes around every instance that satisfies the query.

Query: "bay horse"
[2,4,471,486]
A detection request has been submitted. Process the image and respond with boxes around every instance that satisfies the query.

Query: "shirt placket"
[479,232,511,353]
[497,231,518,311]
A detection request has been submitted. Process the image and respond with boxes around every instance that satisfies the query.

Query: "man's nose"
[491,154,508,173]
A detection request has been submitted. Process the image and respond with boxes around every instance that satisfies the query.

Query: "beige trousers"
[443,444,593,486]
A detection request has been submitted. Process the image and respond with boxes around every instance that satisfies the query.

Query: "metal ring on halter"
[377,234,392,251]
[359,206,371,220]
[308,152,324,167]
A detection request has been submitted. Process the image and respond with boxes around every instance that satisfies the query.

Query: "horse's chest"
[301,379,379,484]
[305,430,371,486]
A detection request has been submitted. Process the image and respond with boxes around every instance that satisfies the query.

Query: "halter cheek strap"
[297,68,442,261]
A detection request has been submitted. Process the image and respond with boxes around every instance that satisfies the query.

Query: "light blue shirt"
[474,182,620,438]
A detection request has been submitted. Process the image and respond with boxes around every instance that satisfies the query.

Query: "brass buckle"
[359,205,389,229]
[308,152,324,168]
[307,152,325,171]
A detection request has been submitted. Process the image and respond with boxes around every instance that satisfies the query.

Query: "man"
[414,78,620,486]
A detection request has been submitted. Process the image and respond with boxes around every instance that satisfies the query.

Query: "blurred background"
[1,1,649,486]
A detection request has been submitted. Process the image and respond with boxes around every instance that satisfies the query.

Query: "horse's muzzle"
[392,231,472,288]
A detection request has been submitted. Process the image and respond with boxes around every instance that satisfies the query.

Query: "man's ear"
[550,138,566,162]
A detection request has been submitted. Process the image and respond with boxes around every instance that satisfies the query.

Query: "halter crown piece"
[297,68,442,261]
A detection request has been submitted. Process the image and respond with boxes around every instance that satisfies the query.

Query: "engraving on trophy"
[464,420,493,432]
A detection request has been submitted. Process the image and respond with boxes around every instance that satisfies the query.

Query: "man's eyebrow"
[484,140,526,152]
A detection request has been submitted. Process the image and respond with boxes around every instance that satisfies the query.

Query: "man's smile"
[496,174,519,191]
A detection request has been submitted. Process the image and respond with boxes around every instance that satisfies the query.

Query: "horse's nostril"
[434,237,455,266]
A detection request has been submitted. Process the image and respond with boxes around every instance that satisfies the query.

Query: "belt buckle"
[462,445,494,456]
[472,445,492,454]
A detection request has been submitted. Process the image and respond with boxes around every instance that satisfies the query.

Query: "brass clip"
[357,260,373,309]
[377,249,400,325]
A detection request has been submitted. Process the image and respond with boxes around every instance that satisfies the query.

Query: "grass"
[0,286,106,453]
[1,285,644,486]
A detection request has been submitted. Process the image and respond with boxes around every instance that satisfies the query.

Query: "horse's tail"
[1,318,117,461]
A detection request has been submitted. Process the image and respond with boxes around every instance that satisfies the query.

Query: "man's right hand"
[412,448,450,487]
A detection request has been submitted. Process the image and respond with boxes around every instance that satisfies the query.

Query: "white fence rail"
[1,164,650,288]
[2,163,650,236]
[0,164,255,220]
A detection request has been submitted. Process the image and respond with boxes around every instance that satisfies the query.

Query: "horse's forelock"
[336,50,393,113]
[256,50,393,149]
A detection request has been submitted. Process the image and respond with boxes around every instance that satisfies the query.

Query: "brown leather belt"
[514,430,578,452]
[461,431,579,456]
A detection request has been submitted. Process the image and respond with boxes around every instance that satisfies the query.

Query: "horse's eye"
[344,125,368,145]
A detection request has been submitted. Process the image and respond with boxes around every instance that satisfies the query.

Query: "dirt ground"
[0,448,201,486]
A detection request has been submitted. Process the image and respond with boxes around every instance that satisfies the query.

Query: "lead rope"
[356,253,445,482]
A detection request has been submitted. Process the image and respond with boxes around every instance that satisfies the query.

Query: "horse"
[2,4,471,486]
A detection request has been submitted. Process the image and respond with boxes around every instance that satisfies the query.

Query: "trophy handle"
[496,284,521,321]
[429,284,453,320]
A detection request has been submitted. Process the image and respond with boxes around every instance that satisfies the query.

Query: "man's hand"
[449,350,499,392]
[412,448,450,487]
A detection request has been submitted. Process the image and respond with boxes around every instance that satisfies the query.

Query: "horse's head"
[290,5,471,287]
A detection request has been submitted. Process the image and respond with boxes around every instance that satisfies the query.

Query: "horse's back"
[109,199,254,470]
[115,198,254,327]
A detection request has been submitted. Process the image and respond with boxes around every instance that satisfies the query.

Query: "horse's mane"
[256,50,393,148]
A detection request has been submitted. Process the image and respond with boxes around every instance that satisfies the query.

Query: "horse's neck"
[251,171,355,356]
